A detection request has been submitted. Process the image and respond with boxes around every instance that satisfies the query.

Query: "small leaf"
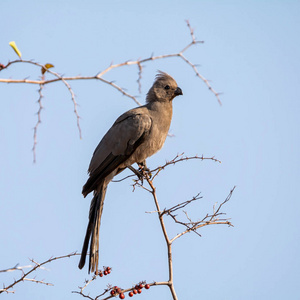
[41,63,54,75]
[9,41,22,58]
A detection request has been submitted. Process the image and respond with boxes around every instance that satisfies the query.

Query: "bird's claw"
[128,163,152,185]
[138,163,152,180]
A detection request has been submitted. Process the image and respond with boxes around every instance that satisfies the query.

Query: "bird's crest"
[155,70,175,82]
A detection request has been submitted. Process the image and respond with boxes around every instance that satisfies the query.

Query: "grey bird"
[78,71,183,273]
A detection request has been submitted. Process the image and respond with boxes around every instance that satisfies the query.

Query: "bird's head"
[146,71,183,103]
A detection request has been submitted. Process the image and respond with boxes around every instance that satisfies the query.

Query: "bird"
[78,71,183,273]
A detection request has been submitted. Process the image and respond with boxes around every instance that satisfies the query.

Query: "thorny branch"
[0,252,79,294]
[150,152,221,180]
[169,187,235,243]
[32,83,44,162]
[0,264,37,273]
[0,21,221,162]
[113,152,221,183]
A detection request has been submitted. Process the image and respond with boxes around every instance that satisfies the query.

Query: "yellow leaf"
[9,41,22,58]
[41,63,54,75]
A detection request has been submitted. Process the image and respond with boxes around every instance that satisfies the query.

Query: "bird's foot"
[138,161,152,179]
[128,162,152,185]
[128,166,145,184]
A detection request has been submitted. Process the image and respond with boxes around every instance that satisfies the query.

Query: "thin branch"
[151,153,221,180]
[32,83,44,163]
[72,291,94,300]
[0,252,80,294]
[112,153,221,183]
[181,20,222,105]
[23,278,53,286]
[72,275,99,300]
[0,264,34,273]
[1,60,82,138]
[179,53,222,105]
[98,77,141,106]
[170,187,235,243]
[161,193,203,216]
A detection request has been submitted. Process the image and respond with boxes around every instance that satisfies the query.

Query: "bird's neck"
[147,100,173,126]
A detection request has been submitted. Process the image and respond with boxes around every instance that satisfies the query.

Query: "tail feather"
[78,182,107,273]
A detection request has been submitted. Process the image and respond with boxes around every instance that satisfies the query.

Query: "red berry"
[113,286,118,290]
[104,270,108,275]
[119,293,125,299]
[107,269,111,274]
[117,288,122,294]
[145,284,150,289]
[107,266,111,271]
[99,272,103,277]
[133,289,138,294]
[139,284,144,289]
[138,289,142,294]
[135,285,139,290]
[111,290,116,296]
[129,292,134,297]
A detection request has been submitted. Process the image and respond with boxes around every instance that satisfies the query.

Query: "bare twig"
[170,187,235,242]
[112,153,221,183]
[1,60,82,139]
[161,193,203,216]
[72,275,100,300]
[0,252,80,294]
[151,153,221,180]
[23,277,53,286]
[0,264,34,273]
[32,83,44,163]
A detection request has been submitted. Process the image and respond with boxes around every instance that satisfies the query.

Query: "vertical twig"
[32,84,44,163]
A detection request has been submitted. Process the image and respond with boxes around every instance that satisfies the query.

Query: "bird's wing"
[82,108,152,196]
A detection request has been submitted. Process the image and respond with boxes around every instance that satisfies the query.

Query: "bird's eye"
[164,85,170,90]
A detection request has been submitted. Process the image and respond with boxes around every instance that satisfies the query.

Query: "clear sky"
[1,1,300,299]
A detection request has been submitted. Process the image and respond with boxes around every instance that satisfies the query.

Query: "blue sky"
[1,1,300,299]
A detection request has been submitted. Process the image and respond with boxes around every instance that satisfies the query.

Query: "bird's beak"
[174,87,183,96]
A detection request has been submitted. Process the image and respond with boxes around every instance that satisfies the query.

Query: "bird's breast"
[125,121,170,166]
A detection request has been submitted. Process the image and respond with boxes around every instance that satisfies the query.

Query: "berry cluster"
[109,282,151,299]
[128,282,150,298]
[95,266,111,277]
[110,286,124,298]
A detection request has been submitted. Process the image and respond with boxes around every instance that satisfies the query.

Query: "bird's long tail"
[78,182,107,273]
